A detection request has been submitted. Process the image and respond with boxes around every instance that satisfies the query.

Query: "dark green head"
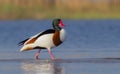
[52,18,65,30]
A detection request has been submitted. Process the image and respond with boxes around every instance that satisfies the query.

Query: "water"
[0,19,120,74]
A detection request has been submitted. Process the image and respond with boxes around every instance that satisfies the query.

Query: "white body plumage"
[20,29,66,52]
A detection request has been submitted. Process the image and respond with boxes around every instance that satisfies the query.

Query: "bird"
[18,18,66,60]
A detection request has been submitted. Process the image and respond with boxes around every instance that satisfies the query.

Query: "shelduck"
[19,18,66,60]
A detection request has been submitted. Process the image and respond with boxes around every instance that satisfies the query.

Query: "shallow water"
[0,19,120,74]
[0,58,120,74]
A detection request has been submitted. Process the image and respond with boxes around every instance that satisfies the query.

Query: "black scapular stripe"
[36,29,55,38]
[18,29,55,46]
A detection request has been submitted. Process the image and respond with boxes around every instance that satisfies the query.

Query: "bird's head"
[52,18,65,30]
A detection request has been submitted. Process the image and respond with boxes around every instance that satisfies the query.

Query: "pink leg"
[34,49,41,60]
[47,48,55,60]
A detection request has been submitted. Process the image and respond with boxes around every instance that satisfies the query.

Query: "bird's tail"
[20,44,35,52]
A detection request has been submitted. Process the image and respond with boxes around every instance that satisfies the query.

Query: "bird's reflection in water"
[21,60,63,74]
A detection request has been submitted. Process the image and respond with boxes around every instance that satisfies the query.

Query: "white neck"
[60,29,66,42]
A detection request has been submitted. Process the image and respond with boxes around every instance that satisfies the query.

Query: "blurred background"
[0,0,120,19]
[0,0,120,74]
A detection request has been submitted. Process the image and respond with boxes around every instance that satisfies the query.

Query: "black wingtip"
[18,38,29,46]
